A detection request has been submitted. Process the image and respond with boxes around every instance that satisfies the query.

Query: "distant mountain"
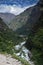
[9,2,41,35]
[0,13,15,25]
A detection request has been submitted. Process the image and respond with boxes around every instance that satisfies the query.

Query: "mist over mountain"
[0,0,39,15]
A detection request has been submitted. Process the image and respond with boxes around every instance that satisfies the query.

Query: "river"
[14,41,34,65]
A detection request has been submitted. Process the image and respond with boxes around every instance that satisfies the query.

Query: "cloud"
[0,4,36,15]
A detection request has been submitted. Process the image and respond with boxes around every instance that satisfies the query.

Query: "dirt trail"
[0,54,22,65]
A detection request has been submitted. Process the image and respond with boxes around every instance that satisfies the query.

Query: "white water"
[14,41,34,65]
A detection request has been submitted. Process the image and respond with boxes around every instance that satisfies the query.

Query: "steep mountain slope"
[25,0,43,65]
[0,13,15,24]
[9,2,41,35]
